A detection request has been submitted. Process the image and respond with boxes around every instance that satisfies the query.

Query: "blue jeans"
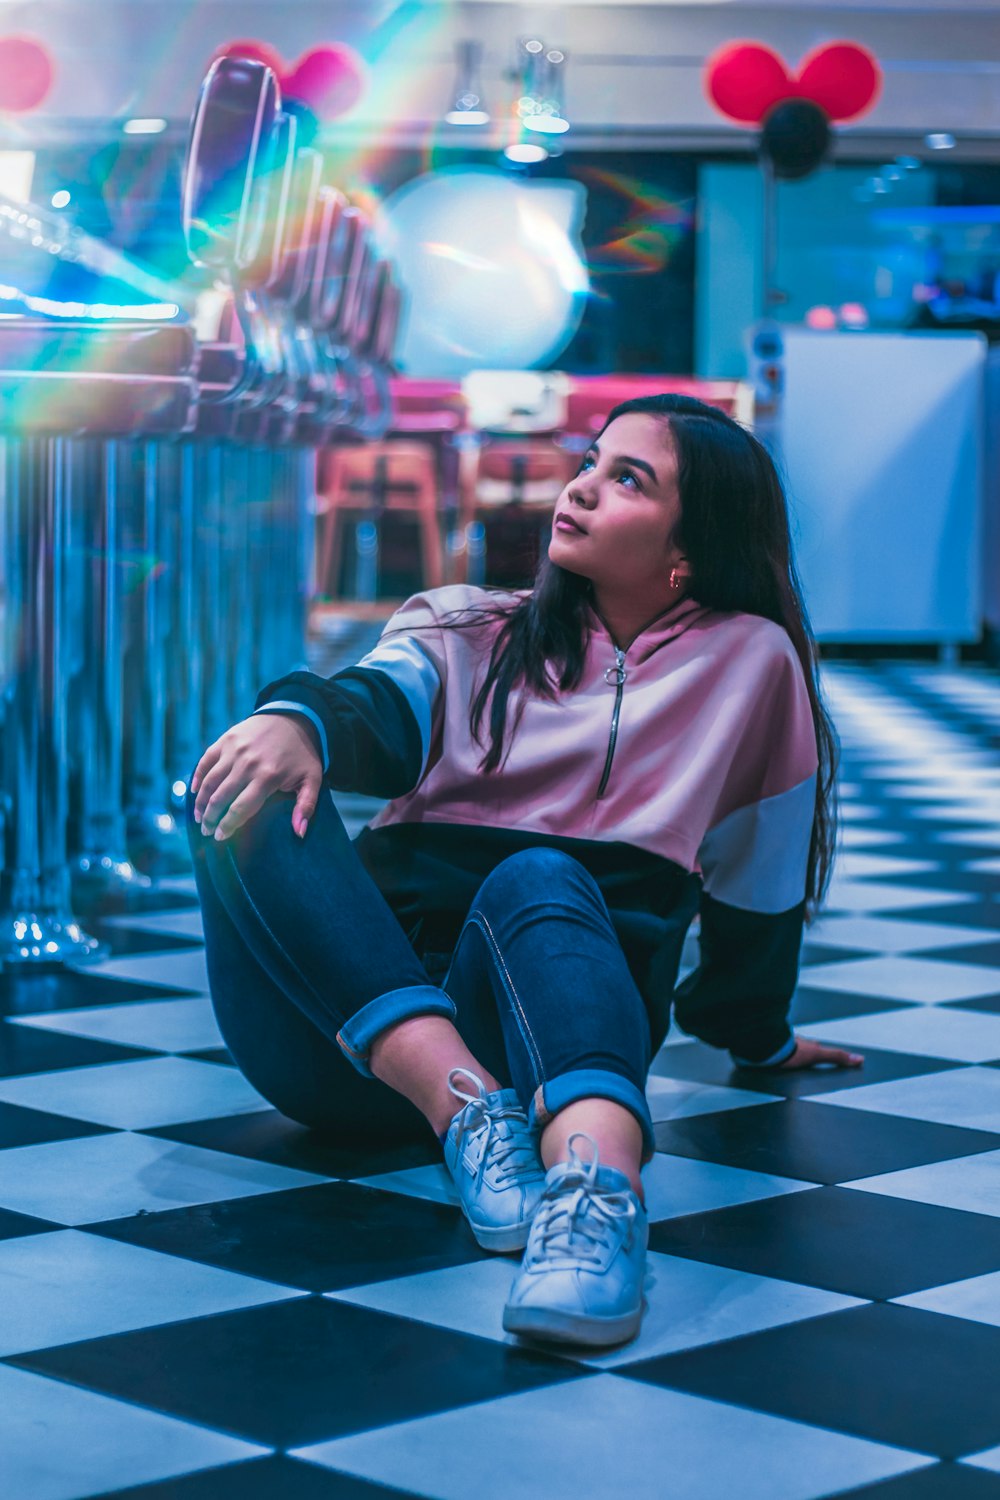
[184,784,657,1164]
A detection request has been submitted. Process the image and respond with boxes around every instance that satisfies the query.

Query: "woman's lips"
[555,517,587,534]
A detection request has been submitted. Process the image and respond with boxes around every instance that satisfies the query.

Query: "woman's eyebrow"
[586,442,658,485]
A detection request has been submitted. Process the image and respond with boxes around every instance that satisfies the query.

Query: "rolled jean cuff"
[529,1068,657,1168]
[336,985,458,1079]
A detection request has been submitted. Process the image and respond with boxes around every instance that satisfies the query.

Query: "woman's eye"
[618,468,640,489]
[578,455,595,474]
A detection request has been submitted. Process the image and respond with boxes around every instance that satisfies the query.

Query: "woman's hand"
[191,715,324,843]
[778,1037,863,1070]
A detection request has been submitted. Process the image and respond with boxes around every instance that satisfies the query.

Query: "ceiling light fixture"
[123,118,168,135]
[445,39,490,125]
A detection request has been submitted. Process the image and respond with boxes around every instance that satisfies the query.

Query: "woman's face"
[548,412,689,596]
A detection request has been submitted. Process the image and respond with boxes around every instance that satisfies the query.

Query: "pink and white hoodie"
[255,584,820,1067]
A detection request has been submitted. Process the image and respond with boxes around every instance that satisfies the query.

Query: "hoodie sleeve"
[671,636,819,1066]
[251,590,448,799]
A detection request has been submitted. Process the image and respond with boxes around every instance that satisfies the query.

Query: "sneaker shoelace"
[529,1131,637,1267]
[448,1068,541,1191]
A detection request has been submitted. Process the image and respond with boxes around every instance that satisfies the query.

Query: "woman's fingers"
[779,1037,864,1070]
[823,1045,864,1068]
[194,764,236,828]
[190,745,221,803]
[208,783,268,842]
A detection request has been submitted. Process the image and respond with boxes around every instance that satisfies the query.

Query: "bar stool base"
[1,911,111,968]
[125,810,193,878]
[71,852,155,902]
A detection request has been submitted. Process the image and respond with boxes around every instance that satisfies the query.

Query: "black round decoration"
[760,99,831,180]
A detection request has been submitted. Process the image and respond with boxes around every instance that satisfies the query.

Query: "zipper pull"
[603,647,627,688]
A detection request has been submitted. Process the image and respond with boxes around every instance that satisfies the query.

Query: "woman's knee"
[480,846,594,905]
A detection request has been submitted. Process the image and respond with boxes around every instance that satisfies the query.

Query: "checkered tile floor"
[3,660,1000,1499]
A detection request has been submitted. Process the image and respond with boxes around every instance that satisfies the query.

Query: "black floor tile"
[894,902,1000,931]
[951,997,1000,1019]
[0,969,201,1017]
[0,1022,149,1077]
[921,943,1000,967]
[18,1296,586,1448]
[624,1302,1000,1459]
[790,990,913,1025]
[799,943,872,967]
[82,924,205,960]
[836,1461,1000,1498]
[150,1112,442,1179]
[652,1097,998,1184]
[86,1453,415,1499]
[0,1100,111,1149]
[650,1039,958,1099]
[71,887,201,920]
[649,1185,1000,1299]
[0,1205,62,1241]
[91,1179,490,1291]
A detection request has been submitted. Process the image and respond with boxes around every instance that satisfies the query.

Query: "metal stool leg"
[123,439,189,875]
[165,441,204,804]
[71,438,152,909]
[1,436,108,965]
[200,444,229,747]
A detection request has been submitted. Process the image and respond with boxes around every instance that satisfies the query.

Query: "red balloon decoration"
[214,39,367,121]
[283,44,367,120]
[797,43,882,123]
[706,44,792,125]
[0,36,55,113]
[705,40,881,126]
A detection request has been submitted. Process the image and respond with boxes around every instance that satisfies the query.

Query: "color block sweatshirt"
[253,584,819,1068]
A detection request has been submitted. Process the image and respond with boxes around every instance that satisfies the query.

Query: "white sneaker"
[442,1068,547,1252]
[503,1131,648,1347]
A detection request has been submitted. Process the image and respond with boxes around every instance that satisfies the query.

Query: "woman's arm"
[672,638,861,1072]
[251,591,446,800]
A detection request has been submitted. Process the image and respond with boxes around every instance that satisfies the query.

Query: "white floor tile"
[329,1251,862,1369]
[894,1269,1000,1329]
[821,881,975,914]
[931,829,1000,848]
[0,1057,268,1129]
[78,949,211,995]
[834,854,942,880]
[805,916,999,955]
[639,1154,816,1221]
[809,1067,1000,1133]
[797,1007,1000,1064]
[0,1363,265,1500]
[0,1130,326,1225]
[837,828,908,849]
[799,956,1000,1005]
[963,1445,1000,1474]
[10,997,224,1054]
[102,909,205,940]
[292,1373,929,1500]
[0,1230,303,1356]
[845,1148,1000,1217]
[644,1076,777,1121]
[838,805,886,823]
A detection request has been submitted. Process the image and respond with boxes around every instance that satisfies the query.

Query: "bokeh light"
[374,168,589,378]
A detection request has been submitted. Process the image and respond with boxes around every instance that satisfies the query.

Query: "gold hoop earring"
[668,569,680,591]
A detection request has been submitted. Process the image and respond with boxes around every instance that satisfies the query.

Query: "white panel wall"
[777,330,985,643]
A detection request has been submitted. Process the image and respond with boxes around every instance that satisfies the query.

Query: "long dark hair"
[385,393,839,919]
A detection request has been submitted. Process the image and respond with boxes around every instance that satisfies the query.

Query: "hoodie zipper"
[596,646,627,799]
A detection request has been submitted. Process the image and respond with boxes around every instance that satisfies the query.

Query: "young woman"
[186,393,862,1351]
